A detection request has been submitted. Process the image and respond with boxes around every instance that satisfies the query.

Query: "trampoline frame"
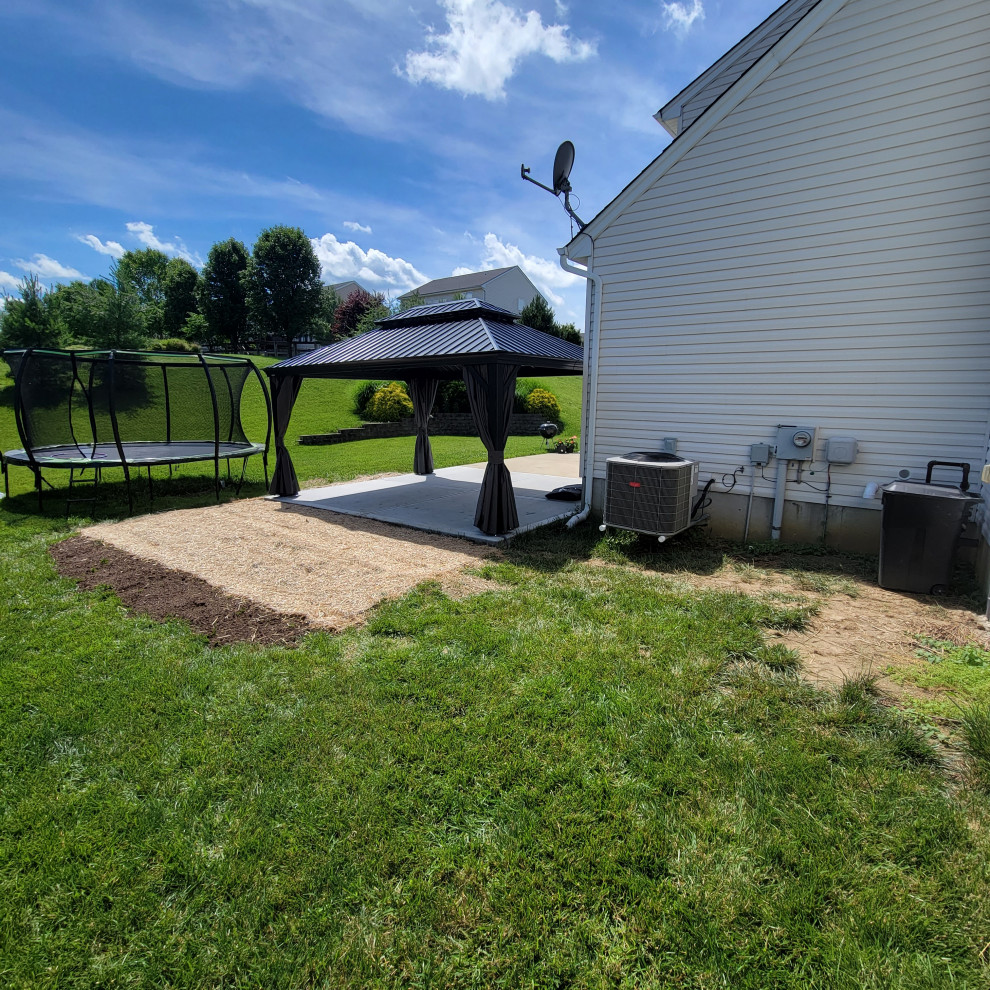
[2,348,273,513]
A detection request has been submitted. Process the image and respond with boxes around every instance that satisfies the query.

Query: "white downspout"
[558,244,602,528]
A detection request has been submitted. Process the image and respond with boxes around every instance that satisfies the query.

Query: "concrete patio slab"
[272,456,583,544]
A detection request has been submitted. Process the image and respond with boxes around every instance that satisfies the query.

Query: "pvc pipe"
[743,463,757,540]
[558,243,603,527]
[771,457,789,541]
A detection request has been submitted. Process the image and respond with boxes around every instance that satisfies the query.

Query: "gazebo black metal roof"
[265,299,584,535]
[267,299,583,380]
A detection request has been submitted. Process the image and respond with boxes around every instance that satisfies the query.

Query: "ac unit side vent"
[603,452,700,537]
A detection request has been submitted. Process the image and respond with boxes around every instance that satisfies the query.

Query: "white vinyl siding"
[589,0,990,524]
[674,0,821,134]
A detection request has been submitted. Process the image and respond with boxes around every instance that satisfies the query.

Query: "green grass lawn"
[3,358,990,987]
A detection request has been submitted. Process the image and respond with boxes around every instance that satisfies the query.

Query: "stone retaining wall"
[299,413,551,446]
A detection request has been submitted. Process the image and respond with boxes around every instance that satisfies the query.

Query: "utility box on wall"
[775,425,817,461]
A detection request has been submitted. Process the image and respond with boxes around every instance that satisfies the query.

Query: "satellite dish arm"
[520,164,556,195]
[562,190,586,230]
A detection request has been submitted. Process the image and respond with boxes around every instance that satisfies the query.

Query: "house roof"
[565,0,847,252]
[267,299,583,380]
[398,267,515,300]
[657,0,822,137]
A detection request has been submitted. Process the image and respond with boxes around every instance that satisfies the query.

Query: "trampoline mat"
[3,441,265,468]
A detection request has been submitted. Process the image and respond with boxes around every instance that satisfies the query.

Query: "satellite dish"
[552,141,575,195]
[520,140,587,229]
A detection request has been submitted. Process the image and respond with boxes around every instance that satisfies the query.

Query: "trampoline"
[2,348,272,512]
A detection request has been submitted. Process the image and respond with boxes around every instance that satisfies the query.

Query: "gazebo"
[265,299,584,535]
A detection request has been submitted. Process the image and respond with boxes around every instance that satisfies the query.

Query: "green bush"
[514,378,539,413]
[353,380,388,416]
[436,379,470,414]
[366,382,413,422]
[523,387,561,423]
[147,337,201,353]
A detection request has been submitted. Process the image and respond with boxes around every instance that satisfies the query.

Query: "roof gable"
[657,0,823,137]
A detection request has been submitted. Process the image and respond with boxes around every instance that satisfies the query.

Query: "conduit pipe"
[558,243,602,528]
[771,457,790,541]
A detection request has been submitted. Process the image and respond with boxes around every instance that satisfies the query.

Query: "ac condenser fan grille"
[603,452,699,537]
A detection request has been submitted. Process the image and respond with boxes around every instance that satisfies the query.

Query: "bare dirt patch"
[660,562,988,697]
[51,536,307,647]
[74,497,496,635]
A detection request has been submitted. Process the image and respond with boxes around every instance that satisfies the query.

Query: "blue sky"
[0,0,784,323]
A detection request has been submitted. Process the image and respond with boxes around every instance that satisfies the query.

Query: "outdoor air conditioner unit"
[600,452,700,541]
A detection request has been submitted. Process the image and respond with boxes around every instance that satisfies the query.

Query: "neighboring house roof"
[330,280,370,300]
[567,0,847,251]
[267,299,584,379]
[657,0,822,137]
[398,267,515,300]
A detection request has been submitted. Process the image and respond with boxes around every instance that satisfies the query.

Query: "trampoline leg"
[2,457,8,499]
[214,460,221,503]
[147,466,154,503]
[34,470,42,511]
[263,454,269,489]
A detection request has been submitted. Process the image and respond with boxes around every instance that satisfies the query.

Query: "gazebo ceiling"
[267,298,584,380]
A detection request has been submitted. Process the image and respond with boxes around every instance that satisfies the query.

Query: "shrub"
[353,380,388,416]
[436,379,470,414]
[514,378,539,413]
[524,387,561,423]
[366,382,413,422]
[147,337,201,353]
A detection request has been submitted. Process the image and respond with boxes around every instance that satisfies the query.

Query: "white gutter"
[558,241,602,528]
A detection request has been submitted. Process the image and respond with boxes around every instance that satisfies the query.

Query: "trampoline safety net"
[11,349,255,452]
[3,348,272,510]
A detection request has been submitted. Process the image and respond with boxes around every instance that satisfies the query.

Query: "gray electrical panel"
[825,437,858,464]
[749,443,772,465]
[775,425,817,461]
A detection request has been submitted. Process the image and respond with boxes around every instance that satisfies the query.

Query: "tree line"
[0,224,581,354]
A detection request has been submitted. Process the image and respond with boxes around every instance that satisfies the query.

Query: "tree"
[553,322,582,345]
[331,288,385,341]
[399,290,425,311]
[520,295,556,336]
[162,258,200,338]
[198,238,250,352]
[45,280,100,344]
[0,276,61,349]
[81,271,147,350]
[311,284,341,345]
[116,248,169,338]
[520,295,581,343]
[244,226,322,355]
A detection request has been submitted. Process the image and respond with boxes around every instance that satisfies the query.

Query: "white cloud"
[310,233,428,292]
[14,254,85,280]
[76,233,125,259]
[343,220,373,235]
[126,221,203,266]
[403,0,595,100]
[0,270,23,293]
[468,232,580,307]
[661,1,704,35]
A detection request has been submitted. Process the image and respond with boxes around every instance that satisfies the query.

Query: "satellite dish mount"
[521,140,586,229]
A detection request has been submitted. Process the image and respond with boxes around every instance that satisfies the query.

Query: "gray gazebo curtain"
[409,378,439,476]
[269,375,303,496]
[463,363,519,535]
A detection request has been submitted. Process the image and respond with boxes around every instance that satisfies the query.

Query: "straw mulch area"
[64,498,496,640]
